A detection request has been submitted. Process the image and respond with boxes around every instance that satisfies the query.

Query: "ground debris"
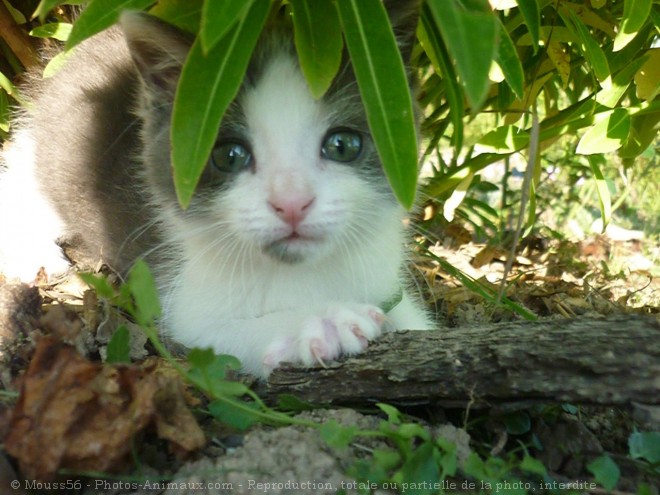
[4,336,205,481]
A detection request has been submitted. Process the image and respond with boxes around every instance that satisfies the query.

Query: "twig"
[0,2,39,69]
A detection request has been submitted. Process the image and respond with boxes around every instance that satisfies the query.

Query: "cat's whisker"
[0,4,432,379]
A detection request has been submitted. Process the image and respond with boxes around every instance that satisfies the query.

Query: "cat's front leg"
[262,303,386,375]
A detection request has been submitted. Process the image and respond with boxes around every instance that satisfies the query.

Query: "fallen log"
[264,314,660,411]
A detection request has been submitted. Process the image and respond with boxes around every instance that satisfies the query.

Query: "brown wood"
[264,314,660,410]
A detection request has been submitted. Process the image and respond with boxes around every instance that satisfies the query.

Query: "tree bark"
[264,314,660,410]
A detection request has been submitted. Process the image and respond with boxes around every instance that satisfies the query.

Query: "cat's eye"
[321,129,362,163]
[211,142,252,173]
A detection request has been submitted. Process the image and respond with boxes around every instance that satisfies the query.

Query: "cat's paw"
[262,304,385,375]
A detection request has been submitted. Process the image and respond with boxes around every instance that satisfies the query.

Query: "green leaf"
[0,90,9,133]
[516,26,576,46]
[520,455,547,475]
[502,411,531,435]
[638,483,657,495]
[277,394,316,412]
[561,9,610,86]
[186,347,215,369]
[428,0,499,109]
[628,431,660,463]
[613,0,652,52]
[443,171,473,222]
[210,380,249,398]
[523,177,537,238]
[106,325,131,364]
[495,18,524,100]
[515,0,540,52]
[78,272,116,299]
[320,420,357,449]
[290,0,343,99]
[397,423,431,441]
[0,71,20,100]
[33,0,65,22]
[634,48,660,101]
[436,438,458,476]
[3,0,26,23]
[588,155,612,230]
[373,448,402,472]
[376,403,402,424]
[29,22,73,41]
[427,253,537,320]
[127,259,162,325]
[66,0,155,49]
[187,349,241,384]
[200,0,252,52]
[336,0,418,209]
[43,50,74,78]
[172,0,270,208]
[419,5,464,151]
[463,452,487,479]
[208,399,259,430]
[149,0,202,33]
[597,55,649,108]
[398,443,440,492]
[479,125,529,153]
[587,454,620,491]
[576,108,631,155]
[619,111,660,158]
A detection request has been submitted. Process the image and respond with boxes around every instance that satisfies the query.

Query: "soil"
[0,232,658,494]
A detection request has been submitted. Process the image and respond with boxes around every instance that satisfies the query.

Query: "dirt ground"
[0,230,658,494]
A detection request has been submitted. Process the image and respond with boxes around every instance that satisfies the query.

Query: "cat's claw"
[311,345,328,368]
[262,304,385,375]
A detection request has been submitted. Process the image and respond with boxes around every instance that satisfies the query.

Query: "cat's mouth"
[263,231,322,264]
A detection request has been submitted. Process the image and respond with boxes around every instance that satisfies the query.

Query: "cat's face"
[195,46,397,265]
[123,14,414,267]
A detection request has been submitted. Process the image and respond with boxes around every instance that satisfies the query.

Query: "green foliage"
[29,22,72,41]
[428,251,538,319]
[106,325,131,364]
[171,0,270,207]
[587,454,621,491]
[628,431,660,464]
[2,0,657,232]
[427,0,499,110]
[290,0,342,99]
[420,0,658,243]
[80,261,660,492]
[502,411,532,435]
[336,0,418,208]
[65,0,155,49]
[199,0,251,51]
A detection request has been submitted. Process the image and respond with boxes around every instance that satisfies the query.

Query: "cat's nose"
[268,195,315,228]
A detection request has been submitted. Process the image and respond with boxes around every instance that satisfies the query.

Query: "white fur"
[0,49,432,378]
[160,54,431,377]
[0,131,69,281]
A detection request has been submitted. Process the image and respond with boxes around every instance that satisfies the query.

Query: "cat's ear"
[120,12,192,94]
[384,0,421,62]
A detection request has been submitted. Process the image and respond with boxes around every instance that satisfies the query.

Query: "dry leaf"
[5,336,204,481]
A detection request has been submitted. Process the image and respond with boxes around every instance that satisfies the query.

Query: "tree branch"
[264,314,660,410]
[0,2,39,70]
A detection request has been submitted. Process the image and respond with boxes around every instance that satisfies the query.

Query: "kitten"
[0,3,432,377]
